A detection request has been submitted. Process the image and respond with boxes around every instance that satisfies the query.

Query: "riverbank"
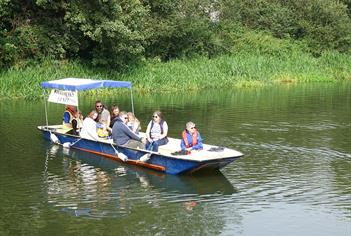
[1,50,351,99]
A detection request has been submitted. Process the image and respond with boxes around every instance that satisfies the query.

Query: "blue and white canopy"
[41,78,132,91]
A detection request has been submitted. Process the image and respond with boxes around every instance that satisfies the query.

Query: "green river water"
[0,83,350,235]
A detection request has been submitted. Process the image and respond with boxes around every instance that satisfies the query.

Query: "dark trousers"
[124,139,145,150]
[146,138,168,152]
[67,119,78,135]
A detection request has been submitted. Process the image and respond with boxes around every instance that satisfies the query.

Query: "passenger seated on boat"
[97,123,109,139]
[145,111,169,152]
[80,110,100,141]
[127,112,141,134]
[95,101,110,138]
[112,111,146,149]
[109,105,120,131]
[63,105,83,135]
[181,121,203,151]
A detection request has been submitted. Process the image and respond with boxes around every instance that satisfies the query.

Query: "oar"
[139,153,151,162]
[50,131,60,144]
[110,143,128,162]
[63,138,81,148]
[139,141,153,162]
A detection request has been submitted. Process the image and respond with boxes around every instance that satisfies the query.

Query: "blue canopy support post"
[130,88,134,115]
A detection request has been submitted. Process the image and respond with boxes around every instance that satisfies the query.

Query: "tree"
[142,0,226,60]
[0,0,148,69]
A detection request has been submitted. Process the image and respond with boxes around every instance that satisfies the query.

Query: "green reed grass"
[1,49,351,100]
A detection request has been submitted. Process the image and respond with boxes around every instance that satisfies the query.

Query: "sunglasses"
[153,115,158,118]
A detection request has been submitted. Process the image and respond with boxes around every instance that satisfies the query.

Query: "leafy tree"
[340,0,351,14]
[0,0,148,69]
[1,0,351,68]
[221,0,298,38]
[289,0,351,54]
[143,0,226,60]
[62,0,148,68]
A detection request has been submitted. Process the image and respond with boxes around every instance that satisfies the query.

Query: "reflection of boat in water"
[141,172,236,195]
[44,144,237,217]
[38,78,244,174]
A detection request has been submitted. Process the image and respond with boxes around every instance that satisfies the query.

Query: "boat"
[38,78,244,175]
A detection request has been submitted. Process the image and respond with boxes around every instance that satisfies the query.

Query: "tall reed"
[1,50,350,100]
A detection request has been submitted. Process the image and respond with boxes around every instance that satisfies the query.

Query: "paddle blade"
[118,153,128,162]
[50,133,60,144]
[139,153,151,162]
[63,142,71,148]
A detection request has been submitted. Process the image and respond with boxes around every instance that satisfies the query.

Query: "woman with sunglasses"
[181,121,203,152]
[145,111,169,152]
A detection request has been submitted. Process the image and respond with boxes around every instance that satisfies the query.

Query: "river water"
[0,83,350,235]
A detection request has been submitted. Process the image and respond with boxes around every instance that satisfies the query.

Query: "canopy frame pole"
[130,88,135,114]
[76,89,80,117]
[43,89,49,127]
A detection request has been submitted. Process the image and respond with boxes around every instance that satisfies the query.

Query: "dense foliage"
[1,0,351,69]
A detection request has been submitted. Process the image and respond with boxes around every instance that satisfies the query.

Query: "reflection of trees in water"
[45,145,128,217]
[42,145,242,234]
[46,160,114,216]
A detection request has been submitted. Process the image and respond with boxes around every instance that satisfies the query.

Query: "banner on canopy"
[48,89,78,106]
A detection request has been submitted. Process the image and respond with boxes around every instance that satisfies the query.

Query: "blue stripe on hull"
[41,130,236,175]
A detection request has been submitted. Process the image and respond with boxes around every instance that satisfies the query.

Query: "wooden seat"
[158,138,181,155]
[46,124,72,134]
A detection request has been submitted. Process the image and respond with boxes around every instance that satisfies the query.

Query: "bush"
[221,0,351,54]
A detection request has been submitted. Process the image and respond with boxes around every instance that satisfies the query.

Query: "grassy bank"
[1,49,351,99]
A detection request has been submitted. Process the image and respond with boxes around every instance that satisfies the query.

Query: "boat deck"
[157,136,242,161]
[39,125,243,162]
